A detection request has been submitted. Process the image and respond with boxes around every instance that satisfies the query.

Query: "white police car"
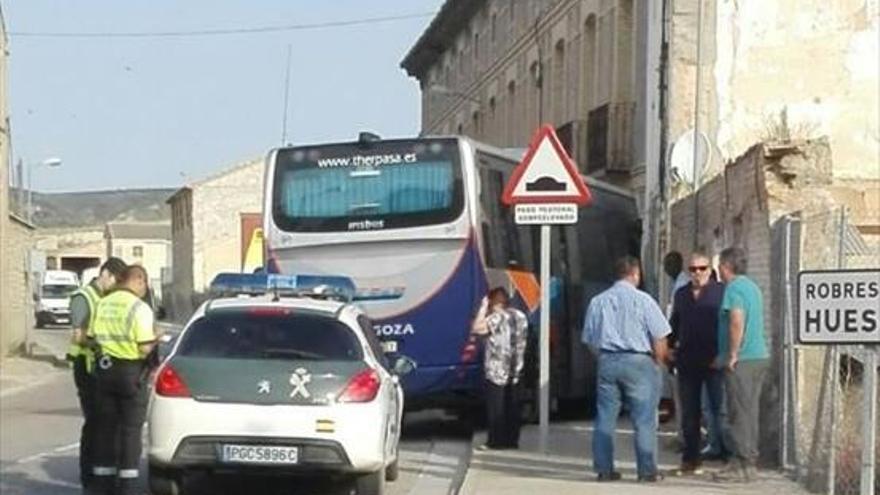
[147,274,413,495]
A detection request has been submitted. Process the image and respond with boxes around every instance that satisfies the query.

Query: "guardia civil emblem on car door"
[257,380,271,395]
[289,368,312,399]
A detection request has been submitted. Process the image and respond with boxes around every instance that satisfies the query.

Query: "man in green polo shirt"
[712,247,769,483]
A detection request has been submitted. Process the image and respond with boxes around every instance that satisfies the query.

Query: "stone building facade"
[402,0,879,294]
[104,222,172,299]
[403,0,649,188]
[0,6,37,357]
[166,158,264,321]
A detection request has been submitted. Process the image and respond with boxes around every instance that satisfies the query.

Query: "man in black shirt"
[670,252,727,475]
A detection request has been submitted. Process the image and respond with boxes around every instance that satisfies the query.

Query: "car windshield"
[176,309,363,362]
[42,284,78,298]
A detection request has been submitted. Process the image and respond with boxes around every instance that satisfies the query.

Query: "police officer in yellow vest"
[69,257,127,491]
[87,265,157,495]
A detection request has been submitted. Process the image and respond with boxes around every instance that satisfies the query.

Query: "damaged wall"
[669,138,844,465]
[668,0,879,182]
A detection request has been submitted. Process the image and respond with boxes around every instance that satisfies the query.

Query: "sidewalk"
[460,420,811,495]
[0,357,67,397]
[20,321,183,370]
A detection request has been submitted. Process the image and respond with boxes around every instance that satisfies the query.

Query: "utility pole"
[281,44,292,146]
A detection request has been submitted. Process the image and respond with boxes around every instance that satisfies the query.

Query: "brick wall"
[191,159,263,293]
[1,216,35,356]
[166,159,263,321]
[669,139,841,465]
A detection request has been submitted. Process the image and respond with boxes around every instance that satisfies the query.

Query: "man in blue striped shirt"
[582,256,671,483]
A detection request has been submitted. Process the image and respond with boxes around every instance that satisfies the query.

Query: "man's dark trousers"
[73,355,96,488]
[724,359,769,465]
[485,381,521,448]
[90,360,149,495]
[678,366,725,463]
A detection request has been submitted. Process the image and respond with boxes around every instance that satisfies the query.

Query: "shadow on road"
[0,458,79,495]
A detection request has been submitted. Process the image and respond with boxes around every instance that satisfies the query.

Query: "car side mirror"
[392,356,417,376]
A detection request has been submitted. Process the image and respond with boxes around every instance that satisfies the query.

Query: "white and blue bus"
[262,134,640,412]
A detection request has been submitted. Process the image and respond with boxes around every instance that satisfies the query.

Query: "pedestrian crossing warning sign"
[502,125,591,206]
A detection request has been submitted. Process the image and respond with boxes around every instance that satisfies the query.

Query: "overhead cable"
[10,12,435,39]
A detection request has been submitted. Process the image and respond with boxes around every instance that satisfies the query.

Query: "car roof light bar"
[209,273,356,302]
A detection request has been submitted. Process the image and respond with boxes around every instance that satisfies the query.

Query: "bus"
[262,134,640,412]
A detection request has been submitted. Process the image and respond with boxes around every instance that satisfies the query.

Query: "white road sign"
[514,203,578,225]
[798,269,880,344]
[502,125,591,206]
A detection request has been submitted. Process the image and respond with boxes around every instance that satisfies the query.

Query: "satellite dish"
[669,129,711,186]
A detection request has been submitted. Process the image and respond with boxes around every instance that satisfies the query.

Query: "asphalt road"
[1,328,473,495]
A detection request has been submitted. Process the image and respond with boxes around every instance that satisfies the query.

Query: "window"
[474,32,480,62]
[583,15,597,113]
[489,96,496,133]
[553,39,566,122]
[471,110,481,137]
[477,152,523,269]
[272,139,464,233]
[133,246,144,258]
[178,311,363,362]
[506,80,517,143]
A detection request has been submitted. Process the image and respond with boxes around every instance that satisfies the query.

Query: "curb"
[457,429,483,495]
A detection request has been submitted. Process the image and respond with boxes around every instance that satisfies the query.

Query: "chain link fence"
[778,208,879,495]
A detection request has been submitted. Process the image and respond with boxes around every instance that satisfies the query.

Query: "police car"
[147,274,412,495]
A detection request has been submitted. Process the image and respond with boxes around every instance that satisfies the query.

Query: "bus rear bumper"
[400,363,483,411]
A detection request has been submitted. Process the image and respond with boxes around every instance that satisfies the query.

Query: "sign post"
[502,125,591,452]
[798,269,879,495]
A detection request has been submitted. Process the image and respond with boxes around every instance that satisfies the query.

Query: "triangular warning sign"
[502,125,592,206]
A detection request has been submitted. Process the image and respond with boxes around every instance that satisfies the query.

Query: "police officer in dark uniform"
[68,257,127,491]
[87,265,157,495]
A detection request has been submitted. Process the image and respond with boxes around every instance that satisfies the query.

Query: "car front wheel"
[385,453,399,482]
[353,469,385,495]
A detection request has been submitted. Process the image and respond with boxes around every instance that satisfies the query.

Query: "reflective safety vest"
[68,284,101,371]
[89,290,155,361]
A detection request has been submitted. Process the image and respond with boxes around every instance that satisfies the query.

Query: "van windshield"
[42,285,78,298]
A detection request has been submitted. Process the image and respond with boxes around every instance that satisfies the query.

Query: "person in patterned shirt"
[471,287,529,450]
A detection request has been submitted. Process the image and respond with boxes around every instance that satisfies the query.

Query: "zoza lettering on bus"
[373,322,416,337]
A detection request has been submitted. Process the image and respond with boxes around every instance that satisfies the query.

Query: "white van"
[36,270,80,328]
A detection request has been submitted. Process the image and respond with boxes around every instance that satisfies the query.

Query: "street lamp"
[27,157,62,224]
[427,84,481,105]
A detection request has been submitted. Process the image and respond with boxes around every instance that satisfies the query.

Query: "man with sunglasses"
[669,252,727,475]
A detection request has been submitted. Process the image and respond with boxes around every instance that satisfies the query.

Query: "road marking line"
[54,442,80,453]
[16,453,46,464]
[16,442,80,464]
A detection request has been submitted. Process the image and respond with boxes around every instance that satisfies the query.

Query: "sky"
[3,0,443,192]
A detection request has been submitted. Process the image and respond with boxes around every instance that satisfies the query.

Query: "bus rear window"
[272,139,464,232]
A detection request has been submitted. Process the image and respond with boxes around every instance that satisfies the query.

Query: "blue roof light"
[208,273,356,301]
